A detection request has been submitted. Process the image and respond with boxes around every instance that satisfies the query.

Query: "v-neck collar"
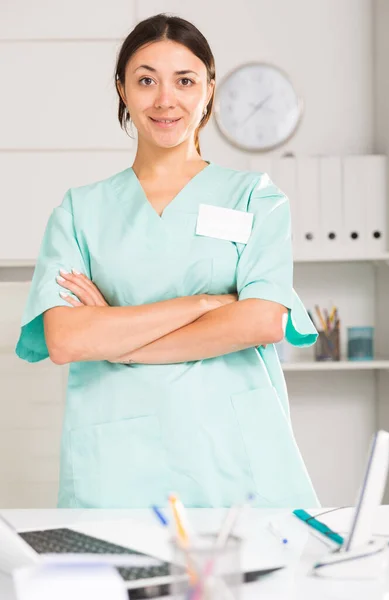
[129,161,214,220]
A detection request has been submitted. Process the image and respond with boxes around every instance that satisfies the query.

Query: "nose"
[154,82,177,110]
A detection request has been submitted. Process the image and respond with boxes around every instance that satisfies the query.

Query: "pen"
[267,521,288,545]
[307,310,317,329]
[293,509,344,546]
[329,305,337,327]
[168,494,198,585]
[169,493,191,546]
[314,305,328,333]
[151,505,169,527]
[215,493,255,549]
[323,308,330,331]
[215,505,242,549]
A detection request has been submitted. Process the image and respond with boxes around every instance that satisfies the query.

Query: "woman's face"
[117,40,214,148]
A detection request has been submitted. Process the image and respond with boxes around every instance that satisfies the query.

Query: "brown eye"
[139,77,154,86]
[180,78,194,86]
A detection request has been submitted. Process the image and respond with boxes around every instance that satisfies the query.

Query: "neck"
[131,137,205,180]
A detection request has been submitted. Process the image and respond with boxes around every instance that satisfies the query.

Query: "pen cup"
[170,534,242,600]
[314,328,340,361]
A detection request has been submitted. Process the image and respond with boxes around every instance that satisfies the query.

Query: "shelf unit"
[1,253,389,269]
[282,360,389,371]
[294,253,389,265]
[277,253,389,376]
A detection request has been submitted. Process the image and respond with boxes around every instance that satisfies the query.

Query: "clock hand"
[239,94,273,126]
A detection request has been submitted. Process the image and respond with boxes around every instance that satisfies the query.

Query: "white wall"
[0,0,380,507]
[140,0,374,168]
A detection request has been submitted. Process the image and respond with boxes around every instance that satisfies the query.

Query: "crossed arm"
[44,271,286,365]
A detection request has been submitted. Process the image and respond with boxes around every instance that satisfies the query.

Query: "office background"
[0,0,389,508]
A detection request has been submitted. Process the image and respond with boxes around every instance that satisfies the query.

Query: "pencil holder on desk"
[170,533,242,600]
[314,328,340,361]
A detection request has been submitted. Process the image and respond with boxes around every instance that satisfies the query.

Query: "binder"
[319,157,344,257]
[296,157,320,259]
[272,158,299,255]
[342,156,367,257]
[363,155,387,256]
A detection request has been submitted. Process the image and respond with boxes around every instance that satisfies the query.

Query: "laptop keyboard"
[19,527,171,582]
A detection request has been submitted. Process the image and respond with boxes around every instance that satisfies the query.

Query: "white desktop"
[1,430,389,600]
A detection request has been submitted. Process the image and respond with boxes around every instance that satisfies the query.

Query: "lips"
[148,117,182,129]
[149,117,181,123]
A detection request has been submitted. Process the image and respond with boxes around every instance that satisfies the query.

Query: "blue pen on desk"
[293,509,344,546]
[152,505,169,527]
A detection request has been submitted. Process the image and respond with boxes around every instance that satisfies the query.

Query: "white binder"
[272,158,299,255]
[319,157,344,257]
[342,156,367,257]
[363,155,387,256]
[296,157,320,259]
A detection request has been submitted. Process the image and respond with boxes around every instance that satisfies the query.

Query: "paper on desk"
[13,562,128,600]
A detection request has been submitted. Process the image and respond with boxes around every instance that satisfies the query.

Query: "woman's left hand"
[56,269,109,307]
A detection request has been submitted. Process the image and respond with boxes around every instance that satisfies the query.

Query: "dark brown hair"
[114,13,216,155]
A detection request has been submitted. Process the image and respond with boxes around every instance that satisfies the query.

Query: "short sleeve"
[15,190,89,363]
[237,174,317,348]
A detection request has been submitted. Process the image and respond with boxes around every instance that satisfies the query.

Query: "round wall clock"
[213,62,303,152]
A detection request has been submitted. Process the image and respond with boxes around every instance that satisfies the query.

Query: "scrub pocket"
[177,254,237,297]
[70,416,169,508]
[231,386,317,508]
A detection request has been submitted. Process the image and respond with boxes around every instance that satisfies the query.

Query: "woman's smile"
[149,116,182,128]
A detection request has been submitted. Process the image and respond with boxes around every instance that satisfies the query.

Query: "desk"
[1,507,389,600]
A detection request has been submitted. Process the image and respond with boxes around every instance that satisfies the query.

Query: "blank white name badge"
[196,204,254,244]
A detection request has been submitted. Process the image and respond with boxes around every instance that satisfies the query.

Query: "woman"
[16,14,320,509]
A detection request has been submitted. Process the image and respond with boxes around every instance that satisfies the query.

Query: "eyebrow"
[134,64,199,76]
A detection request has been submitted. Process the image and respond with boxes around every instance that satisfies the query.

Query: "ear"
[116,80,126,105]
[206,79,215,106]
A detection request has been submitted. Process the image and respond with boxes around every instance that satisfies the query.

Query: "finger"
[58,270,101,303]
[70,269,108,306]
[59,270,96,294]
[57,276,96,305]
[70,269,97,290]
[59,292,83,307]
[59,270,104,305]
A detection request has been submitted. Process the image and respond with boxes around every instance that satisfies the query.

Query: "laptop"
[0,514,281,599]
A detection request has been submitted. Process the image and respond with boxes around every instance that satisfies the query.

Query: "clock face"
[214,62,302,152]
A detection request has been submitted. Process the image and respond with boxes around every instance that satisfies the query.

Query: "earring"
[125,106,136,139]
[203,106,208,117]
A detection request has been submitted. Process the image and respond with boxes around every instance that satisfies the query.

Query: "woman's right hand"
[205,293,239,309]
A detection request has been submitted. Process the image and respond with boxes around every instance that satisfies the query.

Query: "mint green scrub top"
[15,162,320,509]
